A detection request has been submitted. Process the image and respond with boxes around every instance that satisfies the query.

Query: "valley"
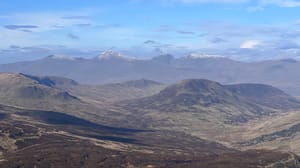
[0,72,300,167]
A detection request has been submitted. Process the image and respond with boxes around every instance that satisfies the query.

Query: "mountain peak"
[45,55,76,60]
[187,53,224,59]
[126,78,239,112]
[152,54,174,64]
[96,50,130,60]
[173,79,224,93]
[279,58,298,63]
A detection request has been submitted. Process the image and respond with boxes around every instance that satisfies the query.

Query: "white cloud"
[259,0,300,7]
[240,40,261,49]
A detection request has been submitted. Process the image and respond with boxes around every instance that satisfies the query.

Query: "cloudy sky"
[1,0,300,63]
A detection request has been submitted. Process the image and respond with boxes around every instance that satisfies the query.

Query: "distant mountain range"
[0,51,300,96]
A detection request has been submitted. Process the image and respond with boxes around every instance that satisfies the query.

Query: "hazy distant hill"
[60,79,165,103]
[1,52,300,95]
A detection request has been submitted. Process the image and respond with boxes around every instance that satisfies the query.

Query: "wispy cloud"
[95,24,122,29]
[4,25,39,32]
[177,30,195,34]
[9,45,21,49]
[210,37,227,43]
[199,21,300,40]
[1,10,93,32]
[247,0,300,12]
[0,10,97,48]
[144,40,157,44]
[67,33,80,40]
[73,23,92,27]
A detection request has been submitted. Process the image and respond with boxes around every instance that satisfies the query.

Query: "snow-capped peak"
[187,53,224,59]
[96,50,131,60]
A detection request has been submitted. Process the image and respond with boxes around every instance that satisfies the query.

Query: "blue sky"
[1,0,300,62]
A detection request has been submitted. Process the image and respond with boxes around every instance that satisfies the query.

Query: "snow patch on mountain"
[187,53,224,59]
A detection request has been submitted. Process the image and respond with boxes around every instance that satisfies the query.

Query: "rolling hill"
[0,73,80,110]
[0,73,140,128]
[124,79,300,123]
[118,79,300,150]
[1,73,300,167]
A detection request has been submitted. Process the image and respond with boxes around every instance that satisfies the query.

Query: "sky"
[1,0,300,63]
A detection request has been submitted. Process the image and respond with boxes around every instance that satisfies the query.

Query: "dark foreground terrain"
[0,106,299,168]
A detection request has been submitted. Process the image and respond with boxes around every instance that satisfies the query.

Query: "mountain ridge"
[0,73,81,109]
[2,53,300,96]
